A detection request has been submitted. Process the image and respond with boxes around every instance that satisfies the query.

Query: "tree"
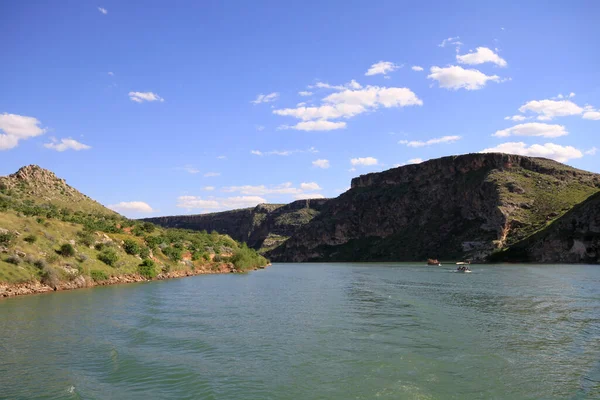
[59,243,76,257]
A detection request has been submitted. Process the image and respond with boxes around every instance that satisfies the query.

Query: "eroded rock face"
[267,153,599,262]
[493,192,600,263]
[144,199,329,250]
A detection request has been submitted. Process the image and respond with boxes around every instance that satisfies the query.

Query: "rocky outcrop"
[490,192,600,263]
[267,153,600,262]
[0,165,114,215]
[144,199,329,250]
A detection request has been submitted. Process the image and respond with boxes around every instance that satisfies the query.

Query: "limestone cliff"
[267,153,600,262]
[143,199,329,251]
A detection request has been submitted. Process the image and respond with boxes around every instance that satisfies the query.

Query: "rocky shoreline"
[0,263,269,299]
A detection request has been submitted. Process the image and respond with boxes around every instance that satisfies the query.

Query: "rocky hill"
[265,153,599,262]
[490,191,600,263]
[0,166,268,297]
[144,198,329,252]
[0,165,114,215]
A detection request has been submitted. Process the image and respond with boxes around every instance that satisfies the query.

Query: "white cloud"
[583,110,600,120]
[204,172,220,177]
[203,186,215,191]
[365,61,400,76]
[300,182,321,191]
[504,115,528,121]
[312,159,330,169]
[98,7,107,14]
[294,193,325,200]
[411,66,424,71]
[217,155,226,159]
[279,120,347,131]
[275,85,421,131]
[309,80,363,91]
[456,47,507,67]
[0,113,46,150]
[44,138,91,152]
[223,182,302,196]
[438,36,462,48]
[180,165,200,174]
[584,147,597,156]
[480,142,583,163]
[493,122,567,138]
[109,201,154,213]
[518,99,583,120]
[299,91,313,97]
[428,65,501,90]
[398,135,461,147]
[255,125,265,131]
[408,158,423,164]
[108,71,114,76]
[251,92,279,105]
[177,195,266,211]
[250,147,318,156]
[351,157,378,166]
[129,91,164,103]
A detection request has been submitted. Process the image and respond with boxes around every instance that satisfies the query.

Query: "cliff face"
[490,192,600,263]
[267,153,600,262]
[144,199,329,251]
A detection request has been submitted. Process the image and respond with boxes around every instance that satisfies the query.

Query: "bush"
[5,255,21,265]
[33,259,47,270]
[162,246,183,261]
[0,231,15,246]
[141,222,155,233]
[46,254,60,264]
[139,246,150,259]
[90,270,109,282]
[97,248,118,266]
[59,243,76,257]
[230,244,269,272]
[77,230,95,247]
[144,235,161,250]
[94,243,105,251]
[138,259,157,279]
[40,266,60,289]
[122,239,140,255]
[23,234,37,244]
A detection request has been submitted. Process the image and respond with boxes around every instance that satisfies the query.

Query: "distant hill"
[0,166,268,297]
[150,153,600,264]
[143,199,329,252]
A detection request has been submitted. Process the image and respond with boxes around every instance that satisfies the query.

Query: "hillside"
[0,166,268,297]
[489,191,600,263]
[265,153,600,262]
[144,198,329,252]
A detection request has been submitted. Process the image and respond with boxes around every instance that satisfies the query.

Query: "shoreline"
[0,263,270,299]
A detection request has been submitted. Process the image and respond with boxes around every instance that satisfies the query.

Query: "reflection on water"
[0,263,599,399]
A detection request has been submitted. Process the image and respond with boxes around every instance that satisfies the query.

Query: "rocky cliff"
[144,199,329,251]
[490,191,600,263]
[267,153,600,262]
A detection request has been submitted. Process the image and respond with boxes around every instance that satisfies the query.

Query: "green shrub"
[230,244,269,272]
[123,239,140,255]
[94,242,105,251]
[33,259,47,270]
[138,259,157,279]
[5,255,21,265]
[144,235,161,250]
[23,234,37,244]
[46,254,60,264]
[139,246,150,259]
[162,246,182,261]
[90,270,109,282]
[0,231,15,246]
[141,222,155,233]
[97,248,118,266]
[77,230,95,247]
[59,243,76,257]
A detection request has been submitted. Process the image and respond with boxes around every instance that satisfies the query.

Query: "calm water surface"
[1,263,599,399]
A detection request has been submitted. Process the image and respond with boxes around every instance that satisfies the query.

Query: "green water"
[1,263,599,399]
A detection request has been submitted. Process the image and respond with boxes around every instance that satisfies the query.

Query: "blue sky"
[1,0,599,217]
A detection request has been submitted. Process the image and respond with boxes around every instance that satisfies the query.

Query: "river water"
[1,263,599,399]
